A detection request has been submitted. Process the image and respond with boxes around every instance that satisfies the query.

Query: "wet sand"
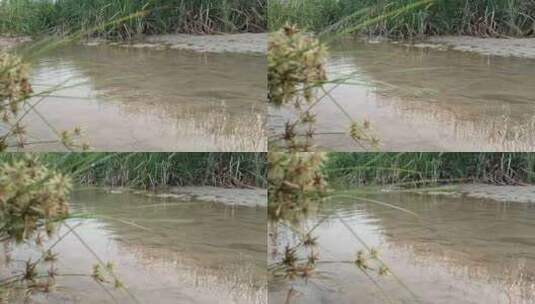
[137,186,267,207]
[103,186,267,207]
[0,36,31,49]
[425,36,535,59]
[415,183,535,204]
[144,33,267,54]
[83,33,268,54]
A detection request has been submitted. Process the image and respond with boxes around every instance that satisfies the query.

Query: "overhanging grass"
[326,153,535,187]
[269,0,535,38]
[0,0,266,38]
[0,153,267,189]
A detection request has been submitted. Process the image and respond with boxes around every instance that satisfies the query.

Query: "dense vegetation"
[269,0,535,38]
[326,153,535,186]
[0,0,266,38]
[0,153,267,189]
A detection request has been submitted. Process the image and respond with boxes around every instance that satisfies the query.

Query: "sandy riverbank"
[114,186,267,207]
[412,183,535,203]
[83,33,267,54]
[421,36,535,59]
[145,33,267,54]
[2,33,267,54]
[0,36,31,49]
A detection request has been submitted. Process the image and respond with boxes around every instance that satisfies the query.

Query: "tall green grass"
[0,0,266,38]
[269,0,535,38]
[326,153,535,186]
[0,153,267,189]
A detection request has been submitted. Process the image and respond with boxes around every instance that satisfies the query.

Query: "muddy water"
[269,192,535,304]
[269,38,535,151]
[20,45,266,151]
[2,189,267,304]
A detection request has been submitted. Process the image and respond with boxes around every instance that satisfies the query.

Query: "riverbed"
[269,37,535,151]
[12,41,266,151]
[1,189,267,304]
[269,192,535,304]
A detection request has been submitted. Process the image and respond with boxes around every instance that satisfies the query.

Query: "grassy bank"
[0,0,266,38]
[269,0,535,38]
[326,153,535,187]
[0,153,267,189]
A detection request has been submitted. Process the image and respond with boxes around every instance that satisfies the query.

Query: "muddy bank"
[412,183,535,203]
[145,33,267,54]
[3,33,267,54]
[83,33,267,54]
[168,187,267,207]
[421,36,535,59]
[110,186,267,207]
[0,36,31,50]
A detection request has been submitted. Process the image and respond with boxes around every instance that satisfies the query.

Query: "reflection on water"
[2,189,267,304]
[269,38,535,151]
[269,192,535,304]
[19,45,266,151]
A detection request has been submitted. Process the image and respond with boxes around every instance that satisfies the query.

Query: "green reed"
[269,0,535,38]
[0,0,266,38]
[0,153,267,189]
[326,153,535,187]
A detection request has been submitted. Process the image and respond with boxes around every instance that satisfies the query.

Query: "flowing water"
[1,189,267,304]
[269,192,535,304]
[269,38,535,151]
[19,45,266,152]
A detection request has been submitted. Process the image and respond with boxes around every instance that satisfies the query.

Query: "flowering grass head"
[268,24,328,106]
[0,155,71,242]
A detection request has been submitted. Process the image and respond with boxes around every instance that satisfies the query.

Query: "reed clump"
[0,0,267,39]
[11,152,268,189]
[269,0,535,38]
[326,152,535,187]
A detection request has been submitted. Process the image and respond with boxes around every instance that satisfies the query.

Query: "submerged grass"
[326,153,535,187]
[0,153,267,189]
[0,0,266,38]
[269,0,535,38]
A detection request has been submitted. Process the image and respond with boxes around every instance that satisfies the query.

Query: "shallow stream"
[269,192,535,304]
[269,38,535,151]
[2,189,267,304]
[20,45,266,151]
